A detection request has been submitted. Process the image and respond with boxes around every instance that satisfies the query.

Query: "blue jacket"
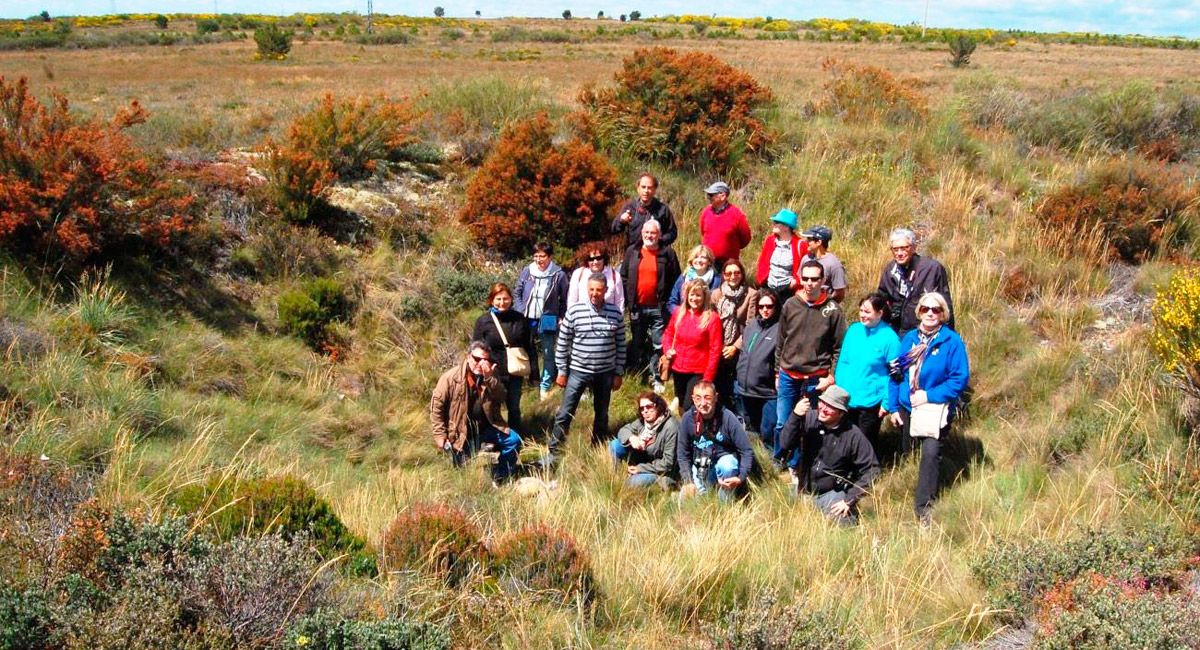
[513,262,568,322]
[666,271,722,315]
[886,326,969,415]
[677,406,754,483]
[835,321,900,409]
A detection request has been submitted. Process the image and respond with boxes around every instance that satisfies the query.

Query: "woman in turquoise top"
[834,293,899,454]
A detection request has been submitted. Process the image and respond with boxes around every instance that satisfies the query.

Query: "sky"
[5,0,1200,38]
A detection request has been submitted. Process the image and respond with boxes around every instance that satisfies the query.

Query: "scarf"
[526,262,556,319]
[684,266,715,286]
[906,325,941,392]
[639,413,668,443]
[716,282,747,345]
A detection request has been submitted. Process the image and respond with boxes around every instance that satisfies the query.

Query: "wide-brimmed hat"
[818,384,850,412]
[771,209,798,230]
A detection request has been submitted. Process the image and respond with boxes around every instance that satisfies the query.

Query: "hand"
[612,375,623,391]
[629,435,646,451]
[878,406,888,418]
[788,277,798,289]
[620,210,632,224]
[794,399,810,416]
[830,499,852,518]
[556,375,567,388]
[627,465,639,475]
[666,349,677,359]
[722,345,737,360]
[911,390,928,407]
[816,376,834,392]
[718,476,742,490]
[890,411,904,427]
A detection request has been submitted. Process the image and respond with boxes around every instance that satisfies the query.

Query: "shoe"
[652,381,666,395]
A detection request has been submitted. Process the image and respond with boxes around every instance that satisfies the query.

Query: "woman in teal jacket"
[886,291,969,523]
[834,293,899,455]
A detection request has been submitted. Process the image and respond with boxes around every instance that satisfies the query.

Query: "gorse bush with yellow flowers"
[1152,267,1200,391]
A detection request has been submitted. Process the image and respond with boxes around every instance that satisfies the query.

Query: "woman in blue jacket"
[834,293,900,455]
[886,292,969,524]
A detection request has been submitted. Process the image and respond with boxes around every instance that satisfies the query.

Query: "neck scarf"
[685,266,714,285]
[716,283,747,345]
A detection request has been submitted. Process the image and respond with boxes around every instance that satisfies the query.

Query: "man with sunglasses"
[878,228,954,335]
[431,341,523,486]
[773,260,847,472]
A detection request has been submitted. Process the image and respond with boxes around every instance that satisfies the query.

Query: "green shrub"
[705,590,860,649]
[253,23,293,60]
[1031,573,1200,649]
[0,583,57,650]
[490,525,597,606]
[152,14,168,29]
[379,503,485,585]
[947,33,977,67]
[971,526,1194,619]
[172,475,375,577]
[286,608,450,650]
[195,19,220,34]
[277,276,356,349]
[352,30,411,45]
[433,267,497,311]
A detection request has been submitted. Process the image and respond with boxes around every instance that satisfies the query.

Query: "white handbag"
[909,401,949,439]
[490,312,531,378]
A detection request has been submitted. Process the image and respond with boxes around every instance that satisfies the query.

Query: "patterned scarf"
[716,282,747,345]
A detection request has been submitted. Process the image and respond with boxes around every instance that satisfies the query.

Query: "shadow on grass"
[114,257,261,334]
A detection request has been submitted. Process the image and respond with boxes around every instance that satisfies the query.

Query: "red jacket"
[663,308,723,381]
[755,236,809,289]
[699,204,752,264]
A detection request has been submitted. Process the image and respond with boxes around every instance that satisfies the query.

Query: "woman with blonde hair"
[662,278,723,413]
[666,244,721,315]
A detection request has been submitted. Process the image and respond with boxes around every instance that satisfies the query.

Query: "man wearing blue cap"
[803,225,847,303]
[699,181,752,268]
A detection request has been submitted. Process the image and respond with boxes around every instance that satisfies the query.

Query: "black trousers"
[899,408,949,518]
[672,371,703,413]
[846,403,883,457]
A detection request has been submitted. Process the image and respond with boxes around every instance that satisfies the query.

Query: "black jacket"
[471,309,533,381]
[735,317,779,399]
[611,197,678,249]
[619,245,682,311]
[779,410,880,505]
[877,254,954,334]
[677,405,754,483]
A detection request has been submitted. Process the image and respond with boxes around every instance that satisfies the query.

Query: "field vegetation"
[1,16,1200,648]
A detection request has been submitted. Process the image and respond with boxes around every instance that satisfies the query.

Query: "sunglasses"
[723,269,742,276]
[587,255,605,262]
[638,403,657,411]
[757,304,776,310]
[470,354,492,364]
[800,276,822,283]
[918,305,944,314]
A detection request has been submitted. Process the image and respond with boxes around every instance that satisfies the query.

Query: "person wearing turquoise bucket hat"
[755,208,809,301]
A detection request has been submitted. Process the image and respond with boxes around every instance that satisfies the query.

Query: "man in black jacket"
[612,173,678,249]
[778,384,880,525]
[619,220,682,391]
[878,228,954,335]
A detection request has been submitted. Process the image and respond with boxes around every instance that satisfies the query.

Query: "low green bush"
[433,267,497,311]
[0,582,58,650]
[1031,573,1200,649]
[277,276,356,349]
[286,608,450,650]
[705,590,860,649]
[253,23,292,60]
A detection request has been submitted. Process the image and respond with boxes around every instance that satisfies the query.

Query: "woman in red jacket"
[755,208,809,301]
[663,278,723,413]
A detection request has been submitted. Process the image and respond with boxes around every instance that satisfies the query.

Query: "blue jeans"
[450,424,523,482]
[813,489,858,526]
[630,306,667,381]
[608,438,662,488]
[774,372,821,467]
[530,321,558,391]
[550,370,614,454]
[691,454,741,502]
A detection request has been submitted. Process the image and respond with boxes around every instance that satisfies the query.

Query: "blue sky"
[6,0,1200,38]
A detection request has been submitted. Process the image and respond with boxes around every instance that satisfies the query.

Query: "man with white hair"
[877,228,954,335]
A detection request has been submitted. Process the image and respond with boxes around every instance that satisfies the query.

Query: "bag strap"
[490,312,512,347]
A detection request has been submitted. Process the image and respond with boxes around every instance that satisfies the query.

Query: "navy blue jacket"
[677,405,754,483]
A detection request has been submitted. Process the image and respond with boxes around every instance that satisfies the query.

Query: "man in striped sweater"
[546,273,626,465]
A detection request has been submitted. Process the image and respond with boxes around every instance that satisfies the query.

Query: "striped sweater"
[555,300,626,376]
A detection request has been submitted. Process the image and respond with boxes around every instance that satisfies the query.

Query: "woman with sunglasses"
[471,282,533,433]
[609,391,679,488]
[567,241,625,311]
[710,258,758,410]
[834,293,900,456]
[662,278,723,413]
[886,291,969,524]
[735,291,781,444]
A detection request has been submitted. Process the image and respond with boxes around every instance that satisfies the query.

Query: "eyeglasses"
[800,276,822,283]
[891,245,912,252]
[587,255,604,262]
[638,403,657,411]
[470,354,492,364]
[723,269,742,276]
[918,305,944,314]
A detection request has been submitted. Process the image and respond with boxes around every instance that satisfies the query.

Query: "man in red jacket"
[699,181,751,268]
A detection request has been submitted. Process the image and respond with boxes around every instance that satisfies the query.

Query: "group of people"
[430,174,969,524]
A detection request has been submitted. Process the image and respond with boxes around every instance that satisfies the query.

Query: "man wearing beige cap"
[698,181,751,268]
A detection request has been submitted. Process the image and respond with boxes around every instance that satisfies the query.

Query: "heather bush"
[705,590,860,650]
[1037,158,1199,263]
[172,475,375,576]
[458,112,620,258]
[0,76,194,266]
[971,526,1194,619]
[813,58,928,126]
[578,47,775,173]
[379,503,485,584]
[1031,573,1200,649]
[419,77,556,163]
[253,23,292,60]
[286,608,450,650]
[263,145,337,223]
[0,450,94,577]
[490,525,597,606]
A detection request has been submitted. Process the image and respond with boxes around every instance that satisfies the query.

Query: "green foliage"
[947,33,977,67]
[286,609,450,650]
[971,527,1194,618]
[578,47,775,174]
[433,267,497,311]
[705,591,860,649]
[0,583,57,650]
[490,525,597,606]
[380,503,485,584]
[195,18,220,34]
[1031,574,1200,649]
[172,475,375,576]
[433,6,445,18]
[277,276,355,348]
[152,14,168,29]
[253,23,293,60]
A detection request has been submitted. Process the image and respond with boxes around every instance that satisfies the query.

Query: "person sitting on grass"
[430,341,523,486]
[677,382,754,502]
[609,391,679,489]
[778,384,880,526]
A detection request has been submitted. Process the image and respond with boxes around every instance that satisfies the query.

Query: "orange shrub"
[379,503,485,585]
[459,112,620,258]
[577,47,775,173]
[814,58,928,125]
[0,76,193,265]
[1038,158,1199,263]
[490,525,597,606]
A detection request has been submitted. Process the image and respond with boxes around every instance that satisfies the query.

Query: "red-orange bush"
[578,47,775,173]
[814,58,928,125]
[0,76,193,265]
[379,503,485,585]
[1038,158,1199,263]
[489,524,597,606]
[459,112,620,258]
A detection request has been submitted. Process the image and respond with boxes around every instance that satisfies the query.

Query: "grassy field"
[2,19,1199,648]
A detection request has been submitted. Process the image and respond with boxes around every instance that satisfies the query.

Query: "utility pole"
[367,0,374,33]
[922,0,929,38]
